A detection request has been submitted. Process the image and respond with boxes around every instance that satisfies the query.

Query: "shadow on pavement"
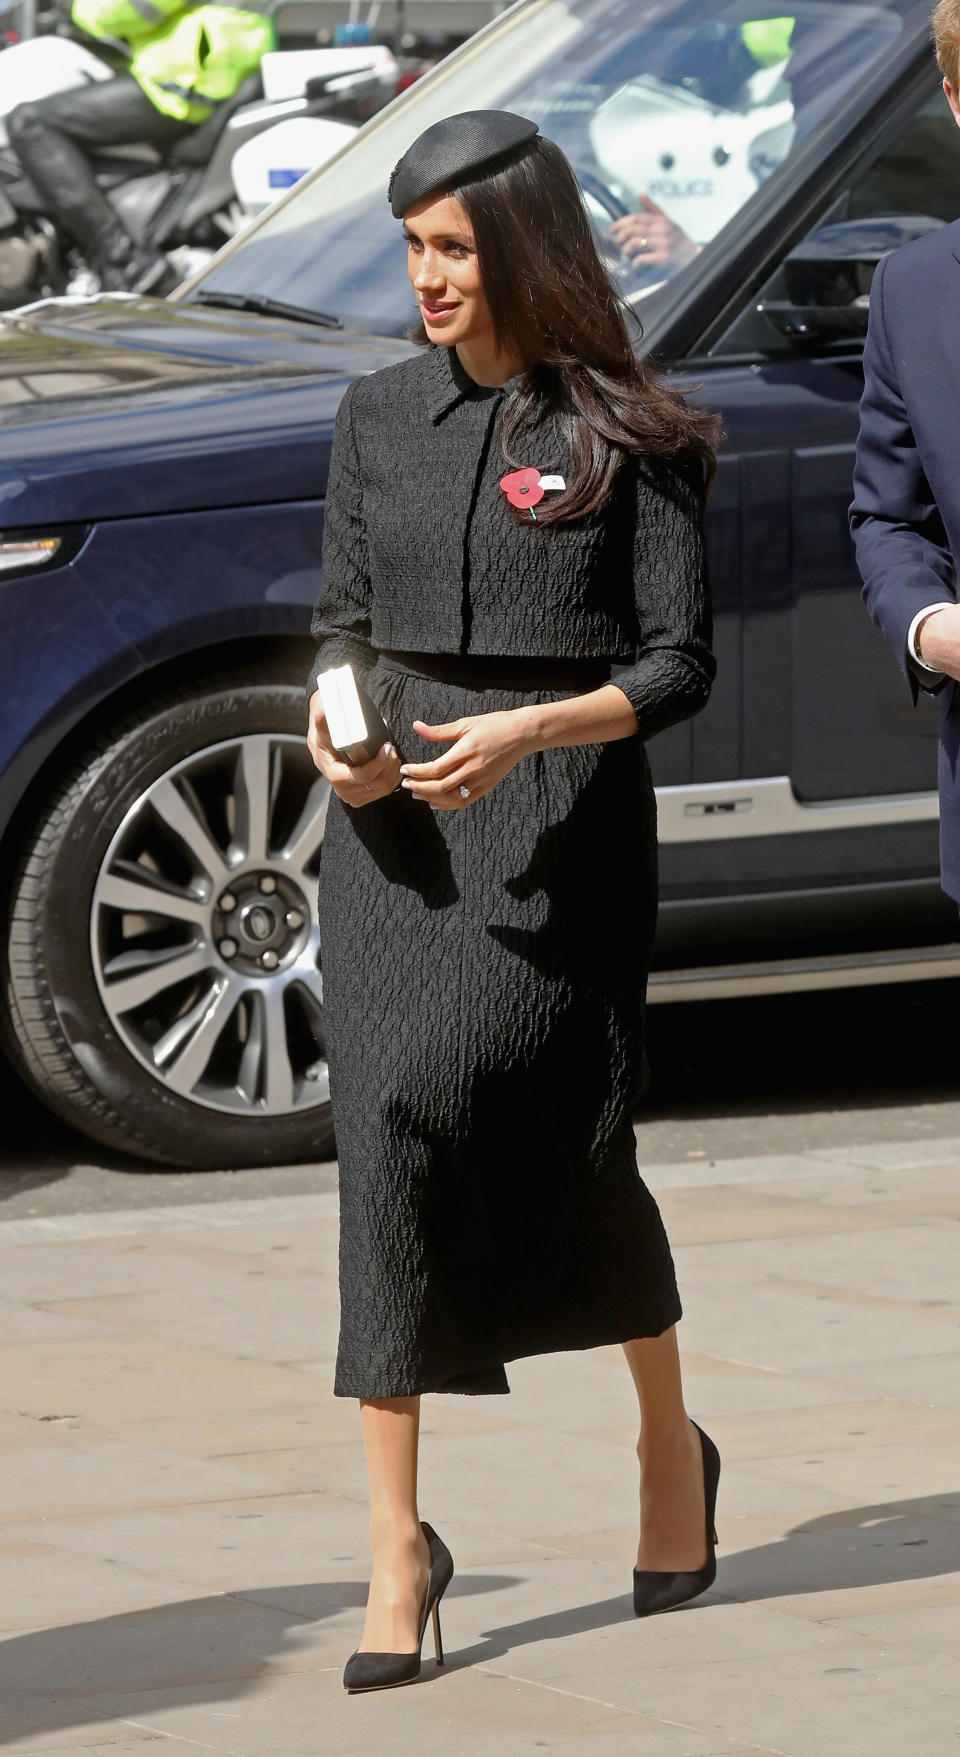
[454,1494,960,1664]
[0,1058,82,1206]
[0,979,958,1205]
[1,1496,958,1741]
[0,1050,339,1216]
[645,978,960,1120]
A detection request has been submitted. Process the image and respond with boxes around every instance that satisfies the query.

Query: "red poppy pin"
[499,467,565,520]
[500,467,545,519]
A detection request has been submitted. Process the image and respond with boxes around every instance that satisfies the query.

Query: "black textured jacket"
[308,342,714,738]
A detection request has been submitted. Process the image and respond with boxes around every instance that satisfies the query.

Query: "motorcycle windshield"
[183,0,924,338]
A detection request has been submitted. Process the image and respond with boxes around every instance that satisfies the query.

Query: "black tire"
[1,674,336,1169]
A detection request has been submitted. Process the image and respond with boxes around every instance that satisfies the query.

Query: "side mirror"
[757,215,944,343]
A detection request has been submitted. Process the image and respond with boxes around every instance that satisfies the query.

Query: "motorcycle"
[0,35,395,303]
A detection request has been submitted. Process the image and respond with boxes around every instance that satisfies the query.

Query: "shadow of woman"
[444,1491,960,1672]
[0,1590,316,1745]
[4,1494,955,1742]
[0,1571,521,1744]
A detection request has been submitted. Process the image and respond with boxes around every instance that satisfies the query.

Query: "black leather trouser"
[6,76,195,271]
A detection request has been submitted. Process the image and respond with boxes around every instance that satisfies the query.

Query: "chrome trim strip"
[656,776,939,843]
[648,943,960,1004]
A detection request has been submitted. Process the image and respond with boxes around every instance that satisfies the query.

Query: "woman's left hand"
[399,708,537,808]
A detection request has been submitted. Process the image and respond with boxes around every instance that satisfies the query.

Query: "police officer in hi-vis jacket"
[6,0,274,293]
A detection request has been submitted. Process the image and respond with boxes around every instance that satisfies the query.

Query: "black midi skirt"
[316,649,682,1398]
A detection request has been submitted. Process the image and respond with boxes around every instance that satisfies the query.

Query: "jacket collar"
[425,343,527,423]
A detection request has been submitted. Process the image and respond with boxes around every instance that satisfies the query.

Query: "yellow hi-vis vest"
[72,0,275,124]
[740,16,796,68]
[131,2,275,122]
[72,0,185,52]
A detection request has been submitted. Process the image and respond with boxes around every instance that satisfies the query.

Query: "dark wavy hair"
[406,135,722,525]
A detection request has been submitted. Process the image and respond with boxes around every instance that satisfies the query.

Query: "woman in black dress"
[306,110,723,1693]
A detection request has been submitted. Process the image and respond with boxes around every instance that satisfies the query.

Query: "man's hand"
[307,687,401,806]
[915,605,960,678]
[609,193,702,272]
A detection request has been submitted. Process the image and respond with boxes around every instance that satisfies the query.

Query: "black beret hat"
[388,109,539,218]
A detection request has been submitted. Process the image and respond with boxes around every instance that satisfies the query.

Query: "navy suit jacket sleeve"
[849,250,956,704]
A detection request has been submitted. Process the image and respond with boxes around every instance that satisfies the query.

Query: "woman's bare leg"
[356,1395,432,1652]
[622,1325,709,1572]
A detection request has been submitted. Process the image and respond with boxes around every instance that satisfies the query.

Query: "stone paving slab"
[0,1545,204,1636]
[59,1674,772,1757]
[0,1136,959,1754]
[811,1349,960,1409]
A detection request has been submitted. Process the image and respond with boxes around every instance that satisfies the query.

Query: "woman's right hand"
[307,689,402,806]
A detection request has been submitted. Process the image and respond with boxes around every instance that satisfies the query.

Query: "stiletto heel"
[633,1421,721,1617]
[343,1520,454,1693]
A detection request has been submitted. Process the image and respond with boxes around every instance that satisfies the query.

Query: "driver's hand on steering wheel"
[609,193,702,271]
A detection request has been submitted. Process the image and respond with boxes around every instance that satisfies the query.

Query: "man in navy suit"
[850,0,960,902]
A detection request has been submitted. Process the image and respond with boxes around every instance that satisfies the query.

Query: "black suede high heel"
[633,1421,720,1617]
[343,1520,454,1693]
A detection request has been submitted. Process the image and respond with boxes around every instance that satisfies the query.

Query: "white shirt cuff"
[907,603,952,682]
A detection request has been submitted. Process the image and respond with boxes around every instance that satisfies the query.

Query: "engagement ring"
[459,784,471,799]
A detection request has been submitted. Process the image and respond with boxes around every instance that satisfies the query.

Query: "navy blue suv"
[1,0,957,1167]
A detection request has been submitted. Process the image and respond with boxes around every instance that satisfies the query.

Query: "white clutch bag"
[316,663,393,765]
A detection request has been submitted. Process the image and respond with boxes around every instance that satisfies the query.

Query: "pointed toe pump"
[633,1421,721,1618]
[343,1520,454,1693]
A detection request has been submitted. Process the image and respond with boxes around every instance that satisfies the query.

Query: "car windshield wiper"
[190,291,342,329]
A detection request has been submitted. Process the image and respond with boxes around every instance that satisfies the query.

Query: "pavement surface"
[0,990,959,1754]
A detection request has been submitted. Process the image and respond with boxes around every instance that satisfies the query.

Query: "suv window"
[709,89,960,357]
[185,0,923,338]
